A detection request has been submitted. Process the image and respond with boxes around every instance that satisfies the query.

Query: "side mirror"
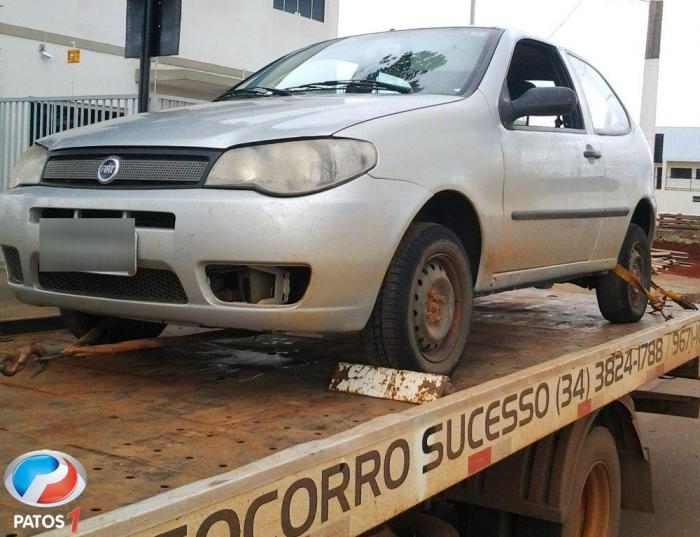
[501,86,578,126]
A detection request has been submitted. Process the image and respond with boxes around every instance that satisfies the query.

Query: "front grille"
[42,155,209,187]
[38,208,176,229]
[38,269,188,304]
[1,246,23,283]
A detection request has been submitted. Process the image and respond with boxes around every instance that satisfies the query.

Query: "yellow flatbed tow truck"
[1,287,699,537]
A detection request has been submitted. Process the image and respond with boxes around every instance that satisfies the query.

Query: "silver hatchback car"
[1,27,654,374]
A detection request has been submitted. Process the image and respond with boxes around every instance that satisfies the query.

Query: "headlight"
[9,144,49,188]
[205,138,377,195]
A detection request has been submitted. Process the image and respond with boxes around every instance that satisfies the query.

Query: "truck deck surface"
[2,288,699,536]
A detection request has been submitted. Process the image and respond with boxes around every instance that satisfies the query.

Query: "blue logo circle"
[4,450,87,507]
[97,156,120,184]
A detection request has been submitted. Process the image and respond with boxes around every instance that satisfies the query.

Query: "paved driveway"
[621,376,700,537]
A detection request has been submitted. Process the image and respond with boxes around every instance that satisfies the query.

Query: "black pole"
[137,0,154,113]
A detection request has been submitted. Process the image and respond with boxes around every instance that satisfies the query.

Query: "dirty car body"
[1,28,654,373]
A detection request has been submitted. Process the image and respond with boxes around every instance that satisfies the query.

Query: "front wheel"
[596,223,651,323]
[362,222,473,375]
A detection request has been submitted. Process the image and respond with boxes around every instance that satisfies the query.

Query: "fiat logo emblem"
[97,156,120,184]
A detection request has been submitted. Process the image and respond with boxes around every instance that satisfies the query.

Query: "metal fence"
[0,94,202,190]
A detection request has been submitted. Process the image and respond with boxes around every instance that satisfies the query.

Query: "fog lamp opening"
[206,265,310,305]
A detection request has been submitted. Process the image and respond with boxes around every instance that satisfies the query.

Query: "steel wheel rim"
[574,462,611,537]
[628,243,647,310]
[409,254,463,364]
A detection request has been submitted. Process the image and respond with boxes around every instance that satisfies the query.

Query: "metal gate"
[0,94,200,191]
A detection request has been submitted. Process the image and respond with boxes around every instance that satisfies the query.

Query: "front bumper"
[0,176,430,332]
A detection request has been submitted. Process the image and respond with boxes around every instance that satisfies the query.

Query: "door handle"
[583,146,602,159]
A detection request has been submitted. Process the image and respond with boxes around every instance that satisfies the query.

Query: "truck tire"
[561,426,621,537]
[60,308,166,344]
[596,223,651,323]
[455,427,621,537]
[389,511,459,536]
[362,222,473,375]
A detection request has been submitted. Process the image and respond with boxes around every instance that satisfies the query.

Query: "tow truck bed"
[2,288,699,536]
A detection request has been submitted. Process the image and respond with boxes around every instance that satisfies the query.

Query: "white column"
[639,0,663,154]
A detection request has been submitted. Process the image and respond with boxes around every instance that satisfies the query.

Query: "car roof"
[341,26,564,50]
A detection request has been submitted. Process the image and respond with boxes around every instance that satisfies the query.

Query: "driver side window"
[505,40,584,130]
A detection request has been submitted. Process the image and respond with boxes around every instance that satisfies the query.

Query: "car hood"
[39,94,461,150]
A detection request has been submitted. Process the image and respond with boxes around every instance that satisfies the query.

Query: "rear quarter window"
[567,54,630,135]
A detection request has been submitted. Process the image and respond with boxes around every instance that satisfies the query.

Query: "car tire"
[60,308,166,344]
[596,223,651,323]
[362,222,473,375]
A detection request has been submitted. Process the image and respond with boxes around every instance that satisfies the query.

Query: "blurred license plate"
[40,218,137,276]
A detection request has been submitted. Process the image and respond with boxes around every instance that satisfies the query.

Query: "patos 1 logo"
[4,450,86,532]
[4,450,87,507]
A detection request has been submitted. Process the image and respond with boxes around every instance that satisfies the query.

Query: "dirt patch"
[654,240,700,279]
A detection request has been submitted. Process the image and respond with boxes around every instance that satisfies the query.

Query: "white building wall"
[180,1,339,73]
[0,0,339,99]
[0,35,139,97]
[655,160,700,216]
[655,188,700,216]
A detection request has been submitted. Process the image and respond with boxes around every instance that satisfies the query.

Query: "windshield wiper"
[216,86,292,100]
[285,79,414,94]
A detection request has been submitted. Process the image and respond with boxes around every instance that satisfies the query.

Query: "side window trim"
[566,51,632,137]
[499,38,587,134]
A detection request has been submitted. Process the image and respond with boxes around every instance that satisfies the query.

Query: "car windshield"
[219,28,499,99]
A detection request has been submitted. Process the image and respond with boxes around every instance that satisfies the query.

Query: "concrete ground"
[620,376,700,537]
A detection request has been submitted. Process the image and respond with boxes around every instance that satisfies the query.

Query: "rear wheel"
[362,222,473,375]
[60,309,166,344]
[454,427,621,537]
[562,427,621,537]
[596,223,651,323]
[388,511,459,536]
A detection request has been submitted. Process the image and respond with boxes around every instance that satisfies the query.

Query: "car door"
[493,39,605,276]
[566,53,648,263]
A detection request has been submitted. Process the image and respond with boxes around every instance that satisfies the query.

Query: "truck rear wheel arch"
[447,397,652,525]
[413,191,482,285]
[590,397,654,513]
[552,397,653,517]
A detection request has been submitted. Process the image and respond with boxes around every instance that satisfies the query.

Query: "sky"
[338,0,700,127]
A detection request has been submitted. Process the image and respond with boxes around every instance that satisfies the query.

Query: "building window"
[666,166,693,191]
[670,167,692,179]
[274,0,325,22]
[655,166,663,190]
[312,0,325,21]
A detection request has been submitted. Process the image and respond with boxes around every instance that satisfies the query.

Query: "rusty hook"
[1,328,256,378]
[0,343,45,377]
